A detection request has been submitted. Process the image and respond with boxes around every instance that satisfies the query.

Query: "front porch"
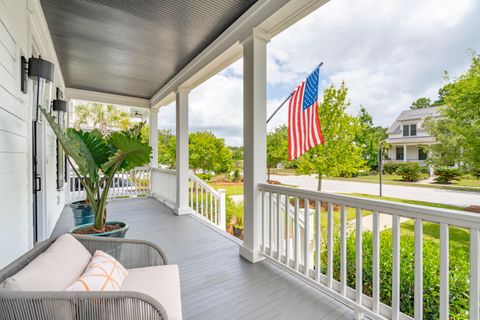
[53,197,353,320]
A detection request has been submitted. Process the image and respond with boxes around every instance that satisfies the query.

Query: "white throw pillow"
[0,234,92,291]
[65,250,128,291]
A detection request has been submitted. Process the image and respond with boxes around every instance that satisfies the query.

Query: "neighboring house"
[386,106,441,165]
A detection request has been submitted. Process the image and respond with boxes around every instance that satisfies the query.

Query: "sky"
[157,0,480,146]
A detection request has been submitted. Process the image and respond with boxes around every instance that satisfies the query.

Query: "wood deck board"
[52,197,354,320]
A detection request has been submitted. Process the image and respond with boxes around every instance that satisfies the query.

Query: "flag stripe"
[287,66,324,160]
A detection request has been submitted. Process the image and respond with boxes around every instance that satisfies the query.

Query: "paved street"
[271,174,480,207]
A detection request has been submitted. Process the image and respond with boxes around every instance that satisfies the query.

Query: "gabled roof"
[387,106,442,133]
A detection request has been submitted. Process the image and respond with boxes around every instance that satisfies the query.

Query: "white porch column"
[149,108,159,168]
[240,29,270,263]
[403,145,407,162]
[175,88,190,215]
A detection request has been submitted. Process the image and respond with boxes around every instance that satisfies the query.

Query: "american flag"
[288,66,324,160]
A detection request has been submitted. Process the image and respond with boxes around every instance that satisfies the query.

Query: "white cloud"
[159,0,480,146]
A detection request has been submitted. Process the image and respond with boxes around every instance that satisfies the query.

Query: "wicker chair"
[0,235,170,320]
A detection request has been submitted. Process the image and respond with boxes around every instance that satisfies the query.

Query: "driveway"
[271,174,480,207]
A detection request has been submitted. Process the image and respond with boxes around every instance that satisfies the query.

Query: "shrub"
[225,196,243,229]
[419,165,430,175]
[434,167,462,184]
[396,162,422,182]
[383,162,401,174]
[321,228,470,319]
[470,167,480,179]
[231,168,240,182]
[196,173,212,181]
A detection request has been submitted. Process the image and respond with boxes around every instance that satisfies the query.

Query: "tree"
[229,146,244,168]
[410,97,432,110]
[355,106,388,170]
[267,125,288,181]
[73,102,132,134]
[189,131,233,174]
[296,83,365,191]
[425,53,480,171]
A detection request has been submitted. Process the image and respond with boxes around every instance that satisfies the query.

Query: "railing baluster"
[295,197,300,271]
[315,200,321,282]
[414,218,423,320]
[277,193,282,261]
[261,191,265,253]
[269,191,273,257]
[392,214,400,320]
[440,223,449,320]
[355,207,363,313]
[195,182,198,214]
[372,211,380,312]
[470,228,479,320]
[304,197,309,276]
[340,205,347,296]
[285,195,290,267]
[327,202,333,288]
[209,192,213,222]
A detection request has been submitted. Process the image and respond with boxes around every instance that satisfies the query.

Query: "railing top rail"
[151,167,176,175]
[132,166,151,171]
[189,173,221,197]
[259,183,480,229]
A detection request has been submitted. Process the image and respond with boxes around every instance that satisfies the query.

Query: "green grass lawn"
[451,175,480,187]
[346,193,470,255]
[209,183,244,196]
[346,193,465,211]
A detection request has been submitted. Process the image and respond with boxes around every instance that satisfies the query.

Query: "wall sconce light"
[52,99,67,126]
[22,56,54,121]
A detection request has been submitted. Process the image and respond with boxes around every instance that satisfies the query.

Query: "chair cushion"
[65,250,128,291]
[0,234,92,291]
[121,265,182,320]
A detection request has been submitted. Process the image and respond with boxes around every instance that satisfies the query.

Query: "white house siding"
[0,0,66,268]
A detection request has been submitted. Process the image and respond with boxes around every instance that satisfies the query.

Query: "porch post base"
[239,245,265,263]
[175,206,191,216]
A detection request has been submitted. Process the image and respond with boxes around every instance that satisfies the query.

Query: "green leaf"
[39,107,87,173]
[104,132,151,173]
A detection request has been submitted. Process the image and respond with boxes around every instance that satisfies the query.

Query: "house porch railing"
[258,183,480,320]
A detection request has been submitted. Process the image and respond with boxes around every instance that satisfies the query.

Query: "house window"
[396,147,404,160]
[419,147,427,160]
[410,124,417,136]
[403,124,417,137]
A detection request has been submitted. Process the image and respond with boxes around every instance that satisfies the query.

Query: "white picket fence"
[67,167,151,203]
[258,183,480,320]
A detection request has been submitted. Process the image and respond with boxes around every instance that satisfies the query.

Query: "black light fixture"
[52,99,67,125]
[22,55,55,121]
[27,56,54,81]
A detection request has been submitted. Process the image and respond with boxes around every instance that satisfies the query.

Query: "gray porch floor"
[52,197,354,320]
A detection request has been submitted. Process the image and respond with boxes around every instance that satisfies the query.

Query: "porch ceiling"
[39,0,257,99]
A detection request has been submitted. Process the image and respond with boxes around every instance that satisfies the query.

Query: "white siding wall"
[0,0,66,268]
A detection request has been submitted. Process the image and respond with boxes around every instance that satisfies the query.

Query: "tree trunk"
[267,167,271,182]
[317,173,322,191]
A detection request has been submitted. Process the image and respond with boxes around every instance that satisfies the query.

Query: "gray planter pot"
[69,201,94,226]
[69,221,129,238]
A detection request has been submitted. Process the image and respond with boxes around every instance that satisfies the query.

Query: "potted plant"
[40,107,151,237]
[232,211,244,239]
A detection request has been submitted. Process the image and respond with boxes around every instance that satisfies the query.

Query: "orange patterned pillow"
[65,250,128,291]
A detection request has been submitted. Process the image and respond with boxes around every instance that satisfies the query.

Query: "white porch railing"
[150,168,177,207]
[258,183,480,320]
[188,173,226,230]
[67,167,151,203]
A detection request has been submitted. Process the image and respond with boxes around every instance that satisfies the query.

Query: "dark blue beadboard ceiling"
[40,0,257,98]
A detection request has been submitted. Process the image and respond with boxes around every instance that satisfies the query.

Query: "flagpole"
[266,62,323,124]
